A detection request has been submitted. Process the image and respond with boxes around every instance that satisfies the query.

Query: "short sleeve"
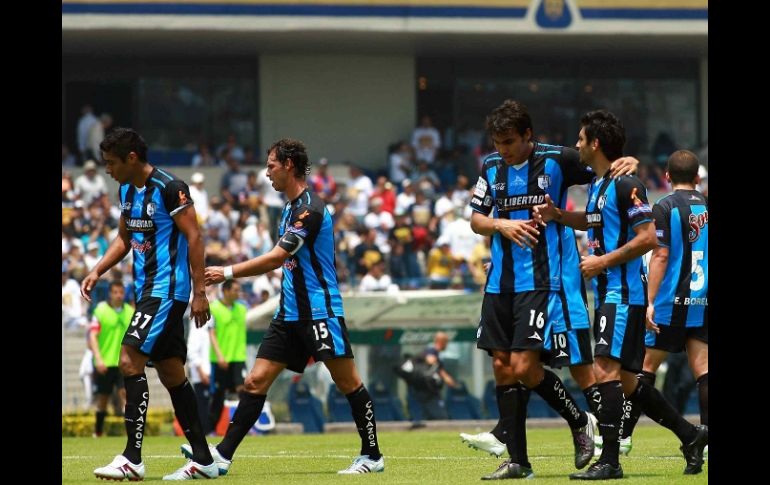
[616,176,653,228]
[163,180,194,217]
[469,172,493,215]
[651,203,670,247]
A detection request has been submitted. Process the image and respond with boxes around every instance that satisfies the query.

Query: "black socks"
[169,380,213,466]
[620,370,655,439]
[217,392,267,460]
[122,373,149,465]
[533,369,587,429]
[596,380,624,467]
[346,385,381,460]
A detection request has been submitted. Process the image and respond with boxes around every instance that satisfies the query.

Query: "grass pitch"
[63,426,707,484]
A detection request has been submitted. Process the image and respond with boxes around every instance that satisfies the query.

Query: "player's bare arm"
[533,194,587,230]
[205,244,288,285]
[173,204,210,328]
[608,156,640,178]
[470,211,539,248]
[80,216,130,301]
[645,245,670,333]
[579,221,657,279]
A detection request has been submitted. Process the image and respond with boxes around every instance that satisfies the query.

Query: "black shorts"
[93,366,124,395]
[257,317,354,373]
[593,303,646,373]
[547,328,593,369]
[122,297,188,362]
[476,291,555,354]
[645,319,708,353]
[210,361,246,392]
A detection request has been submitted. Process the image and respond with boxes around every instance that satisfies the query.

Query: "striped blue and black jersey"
[274,188,345,321]
[651,190,708,327]
[470,143,594,293]
[119,167,193,302]
[585,175,653,307]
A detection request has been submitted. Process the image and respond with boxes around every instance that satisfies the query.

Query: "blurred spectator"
[467,237,492,289]
[217,133,245,163]
[346,164,374,219]
[74,160,108,205]
[62,144,77,167]
[189,172,211,224]
[697,164,708,196]
[388,212,422,288]
[410,160,441,199]
[191,143,216,167]
[242,145,259,165]
[77,104,99,161]
[352,228,383,278]
[388,141,413,186]
[256,166,285,240]
[310,158,337,202]
[363,197,394,254]
[62,262,87,329]
[237,170,263,216]
[220,153,249,207]
[241,215,273,259]
[426,237,455,289]
[85,113,113,162]
[186,312,211,433]
[359,261,395,292]
[371,176,396,214]
[411,115,441,164]
[395,179,416,215]
[84,241,102,271]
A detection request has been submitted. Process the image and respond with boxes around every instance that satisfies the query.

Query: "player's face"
[576,127,595,166]
[103,151,135,183]
[491,129,532,166]
[266,150,290,192]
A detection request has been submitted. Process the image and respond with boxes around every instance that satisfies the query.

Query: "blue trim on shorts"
[141,298,174,354]
[326,317,345,356]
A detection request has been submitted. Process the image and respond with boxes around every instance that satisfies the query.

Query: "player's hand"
[496,219,540,248]
[608,156,639,178]
[190,292,211,329]
[80,271,100,302]
[579,255,606,279]
[645,305,660,334]
[532,194,557,227]
[205,266,225,286]
[218,359,229,370]
[95,362,108,374]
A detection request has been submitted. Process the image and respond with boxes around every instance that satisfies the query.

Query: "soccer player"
[88,281,133,437]
[181,138,384,475]
[467,100,637,479]
[614,149,709,458]
[534,110,707,478]
[81,128,218,480]
[207,280,248,434]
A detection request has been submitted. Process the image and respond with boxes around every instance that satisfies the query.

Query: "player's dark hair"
[269,138,311,179]
[222,279,239,291]
[109,281,125,292]
[667,149,700,184]
[580,110,626,162]
[485,99,533,138]
[99,127,148,163]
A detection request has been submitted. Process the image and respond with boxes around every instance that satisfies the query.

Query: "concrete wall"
[259,54,415,169]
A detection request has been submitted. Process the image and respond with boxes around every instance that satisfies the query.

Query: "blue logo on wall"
[536,0,572,29]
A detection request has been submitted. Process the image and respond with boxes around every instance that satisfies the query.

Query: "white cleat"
[180,443,231,476]
[460,432,506,457]
[162,460,219,480]
[337,455,385,474]
[94,454,145,481]
[703,445,708,461]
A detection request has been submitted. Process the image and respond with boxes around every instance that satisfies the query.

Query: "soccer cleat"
[681,424,708,475]
[619,436,633,456]
[459,431,506,457]
[571,412,596,469]
[181,443,231,476]
[162,460,219,480]
[337,455,385,474]
[593,435,632,458]
[94,454,145,481]
[481,459,534,480]
[569,461,623,480]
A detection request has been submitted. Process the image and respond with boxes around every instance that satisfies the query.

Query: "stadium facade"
[62,0,707,168]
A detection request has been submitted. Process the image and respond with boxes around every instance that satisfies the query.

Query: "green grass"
[63,426,707,484]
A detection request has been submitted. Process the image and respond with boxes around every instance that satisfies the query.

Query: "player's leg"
[686,333,708,426]
[208,363,227,433]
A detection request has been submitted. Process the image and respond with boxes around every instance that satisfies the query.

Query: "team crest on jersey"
[120,201,131,211]
[146,202,156,217]
[597,195,607,210]
[537,175,551,189]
